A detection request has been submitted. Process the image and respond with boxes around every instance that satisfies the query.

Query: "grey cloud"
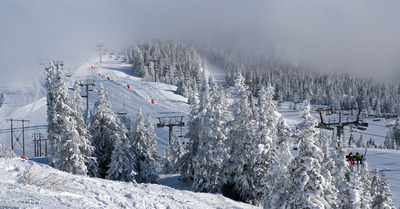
[1,0,399,86]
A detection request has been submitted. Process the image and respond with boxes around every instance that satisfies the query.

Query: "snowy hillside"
[0,157,258,209]
[0,52,400,207]
[0,53,191,156]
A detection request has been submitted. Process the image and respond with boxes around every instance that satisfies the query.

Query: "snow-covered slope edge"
[0,158,258,209]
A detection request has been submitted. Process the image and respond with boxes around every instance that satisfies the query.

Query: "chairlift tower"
[316,108,368,140]
[156,116,185,143]
[79,79,96,121]
[97,43,104,63]
[53,61,64,67]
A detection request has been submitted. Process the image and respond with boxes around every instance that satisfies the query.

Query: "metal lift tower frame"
[156,116,185,143]
[316,108,368,138]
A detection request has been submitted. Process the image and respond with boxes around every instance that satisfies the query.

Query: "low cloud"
[0,0,399,86]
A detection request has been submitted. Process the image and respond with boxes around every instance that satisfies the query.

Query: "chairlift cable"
[352,130,386,138]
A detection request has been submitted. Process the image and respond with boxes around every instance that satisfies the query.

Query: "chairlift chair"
[65,69,72,78]
[117,106,128,116]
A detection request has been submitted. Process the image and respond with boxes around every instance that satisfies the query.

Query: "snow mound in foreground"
[0,158,258,209]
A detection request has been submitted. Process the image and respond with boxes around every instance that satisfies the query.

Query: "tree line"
[127,40,204,97]
[197,43,400,116]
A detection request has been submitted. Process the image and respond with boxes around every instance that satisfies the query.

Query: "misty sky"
[1,0,400,87]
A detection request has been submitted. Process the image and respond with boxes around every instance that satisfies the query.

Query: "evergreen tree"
[221,73,260,203]
[258,84,281,139]
[130,109,159,183]
[391,118,400,148]
[89,83,121,178]
[145,114,159,164]
[192,78,228,193]
[163,135,184,174]
[358,163,373,208]
[283,101,334,208]
[70,80,97,176]
[180,89,201,180]
[262,117,294,208]
[333,137,352,208]
[372,172,396,209]
[106,124,137,183]
[44,61,63,167]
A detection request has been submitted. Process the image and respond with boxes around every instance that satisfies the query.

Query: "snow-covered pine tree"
[44,62,87,175]
[283,101,334,208]
[163,135,185,174]
[106,123,137,183]
[317,130,338,207]
[392,117,400,146]
[372,172,396,209]
[258,84,281,139]
[130,109,158,183]
[262,116,294,208]
[221,73,259,203]
[180,89,201,180]
[356,133,367,148]
[145,114,159,165]
[44,61,61,167]
[358,162,373,208]
[89,83,122,178]
[332,136,352,207]
[70,80,97,176]
[192,78,228,193]
[384,131,397,149]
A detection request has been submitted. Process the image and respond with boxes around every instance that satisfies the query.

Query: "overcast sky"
[1,0,400,86]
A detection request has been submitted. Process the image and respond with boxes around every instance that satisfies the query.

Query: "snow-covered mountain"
[0,52,399,208]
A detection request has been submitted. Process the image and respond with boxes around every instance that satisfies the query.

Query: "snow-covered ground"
[0,53,399,207]
[0,158,258,209]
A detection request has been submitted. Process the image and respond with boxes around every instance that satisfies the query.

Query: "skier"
[347,152,355,165]
[355,152,363,165]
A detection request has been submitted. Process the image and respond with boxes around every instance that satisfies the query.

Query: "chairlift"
[117,105,128,116]
[196,77,202,83]
[65,69,72,78]
[356,126,367,131]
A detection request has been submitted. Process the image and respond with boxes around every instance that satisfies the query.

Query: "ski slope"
[0,53,399,207]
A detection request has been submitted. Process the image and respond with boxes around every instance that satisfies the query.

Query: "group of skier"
[347,152,363,165]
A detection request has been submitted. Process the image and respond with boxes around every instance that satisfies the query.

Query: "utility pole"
[32,133,43,157]
[97,43,104,63]
[79,79,96,122]
[6,119,30,156]
[156,116,185,143]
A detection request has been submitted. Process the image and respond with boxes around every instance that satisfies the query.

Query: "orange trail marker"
[127,84,130,89]
[91,66,94,69]
[151,99,154,104]
[98,73,101,76]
